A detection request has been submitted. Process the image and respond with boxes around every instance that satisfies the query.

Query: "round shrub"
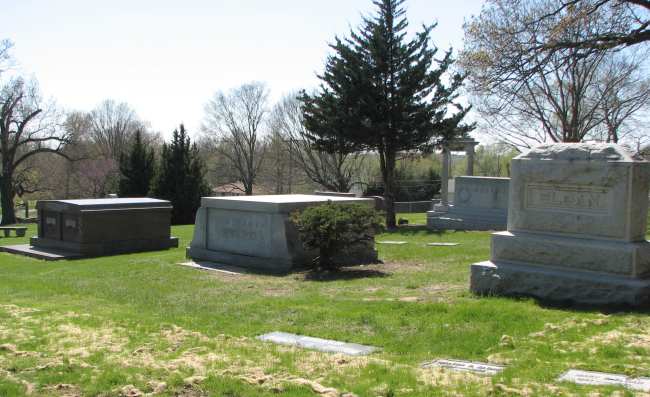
[291,202,383,271]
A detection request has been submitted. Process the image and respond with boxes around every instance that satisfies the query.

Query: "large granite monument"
[427,176,509,231]
[187,194,377,272]
[471,143,650,306]
[13,198,178,258]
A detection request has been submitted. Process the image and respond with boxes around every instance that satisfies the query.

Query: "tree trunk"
[380,150,397,230]
[0,174,16,225]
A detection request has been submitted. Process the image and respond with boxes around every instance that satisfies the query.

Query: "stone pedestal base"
[427,206,507,231]
[470,261,650,307]
[31,236,179,257]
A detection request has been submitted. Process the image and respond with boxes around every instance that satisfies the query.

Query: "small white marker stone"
[421,359,505,375]
[559,369,650,392]
[426,243,460,247]
[376,241,408,245]
[257,332,378,356]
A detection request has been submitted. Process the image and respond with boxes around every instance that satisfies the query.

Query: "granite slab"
[257,331,378,356]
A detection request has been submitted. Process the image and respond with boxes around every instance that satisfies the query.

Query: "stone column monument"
[433,138,478,212]
[471,143,650,306]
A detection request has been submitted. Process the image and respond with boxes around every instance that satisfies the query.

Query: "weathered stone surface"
[491,231,650,277]
[26,198,178,258]
[421,359,504,375]
[471,143,650,307]
[428,176,509,231]
[187,194,377,272]
[509,144,649,241]
[257,331,378,356]
[0,244,83,261]
[471,261,650,306]
[559,369,650,392]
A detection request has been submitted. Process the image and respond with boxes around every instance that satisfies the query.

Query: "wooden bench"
[0,227,27,237]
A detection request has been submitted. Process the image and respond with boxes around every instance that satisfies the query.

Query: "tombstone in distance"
[187,194,378,273]
[471,143,650,306]
[427,176,509,231]
[31,198,178,257]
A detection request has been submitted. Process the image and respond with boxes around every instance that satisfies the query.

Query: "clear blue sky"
[3,0,485,137]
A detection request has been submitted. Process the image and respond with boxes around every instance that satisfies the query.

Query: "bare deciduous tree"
[461,0,649,149]
[88,99,143,160]
[534,0,650,52]
[202,82,269,196]
[270,94,362,192]
[592,53,650,143]
[0,39,13,77]
[0,77,70,224]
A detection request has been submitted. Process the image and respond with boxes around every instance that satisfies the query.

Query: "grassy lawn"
[0,220,648,396]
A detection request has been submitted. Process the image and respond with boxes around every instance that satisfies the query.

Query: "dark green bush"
[291,202,383,271]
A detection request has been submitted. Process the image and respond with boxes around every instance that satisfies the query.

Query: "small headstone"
[427,243,460,247]
[559,369,650,392]
[257,331,378,356]
[376,241,408,245]
[421,359,505,375]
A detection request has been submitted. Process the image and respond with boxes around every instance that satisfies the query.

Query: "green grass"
[0,220,648,396]
[396,212,427,225]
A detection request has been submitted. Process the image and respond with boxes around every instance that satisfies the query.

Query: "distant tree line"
[1,0,648,226]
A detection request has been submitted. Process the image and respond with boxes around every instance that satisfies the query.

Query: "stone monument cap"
[518,143,640,162]
[199,194,374,213]
[37,198,172,212]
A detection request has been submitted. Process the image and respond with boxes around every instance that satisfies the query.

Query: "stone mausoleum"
[3,198,178,259]
[471,143,650,306]
[187,194,377,273]
[427,176,509,231]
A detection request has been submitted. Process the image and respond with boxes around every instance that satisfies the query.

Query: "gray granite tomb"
[187,194,377,272]
[470,143,650,306]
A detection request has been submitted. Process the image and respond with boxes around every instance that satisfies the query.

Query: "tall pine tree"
[300,0,473,228]
[151,124,210,225]
[118,130,156,197]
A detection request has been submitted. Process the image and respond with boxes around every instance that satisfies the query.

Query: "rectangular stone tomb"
[559,369,650,392]
[257,331,378,356]
[187,194,377,273]
[24,198,178,258]
[428,176,509,231]
[471,144,650,306]
[421,359,505,375]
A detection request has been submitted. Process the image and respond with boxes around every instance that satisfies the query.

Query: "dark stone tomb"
[1,198,178,260]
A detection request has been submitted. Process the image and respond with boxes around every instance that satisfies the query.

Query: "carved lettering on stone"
[525,184,610,215]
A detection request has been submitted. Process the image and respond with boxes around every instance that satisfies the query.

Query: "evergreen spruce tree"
[151,124,210,225]
[118,130,156,197]
[300,0,474,228]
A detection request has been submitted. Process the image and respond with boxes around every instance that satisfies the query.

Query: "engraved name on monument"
[525,184,610,215]
[207,210,272,257]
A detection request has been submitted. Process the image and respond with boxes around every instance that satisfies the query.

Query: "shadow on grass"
[475,291,650,315]
[302,267,390,282]
[536,298,650,315]
[385,225,467,236]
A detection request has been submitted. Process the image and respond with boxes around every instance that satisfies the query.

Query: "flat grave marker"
[376,241,408,245]
[257,331,378,356]
[427,242,460,247]
[559,369,650,392]
[421,359,505,376]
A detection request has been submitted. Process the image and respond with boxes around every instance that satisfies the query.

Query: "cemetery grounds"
[0,216,648,396]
